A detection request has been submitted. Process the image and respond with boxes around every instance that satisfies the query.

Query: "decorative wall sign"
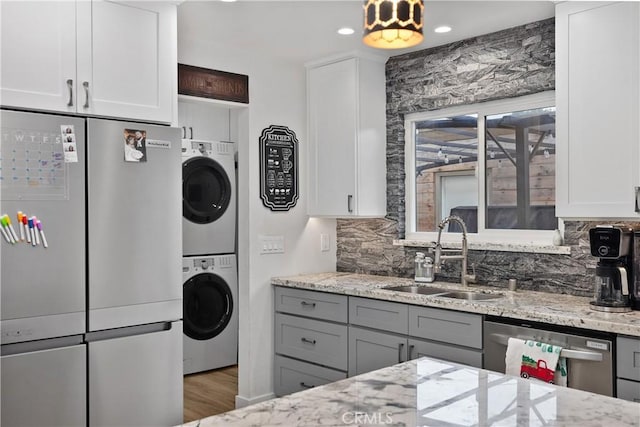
[259,125,298,211]
[178,64,249,104]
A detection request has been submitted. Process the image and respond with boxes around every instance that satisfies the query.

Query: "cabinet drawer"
[617,336,640,381]
[409,338,482,368]
[275,287,348,323]
[274,355,346,397]
[349,297,408,334]
[409,306,482,349]
[616,378,640,403]
[275,313,348,371]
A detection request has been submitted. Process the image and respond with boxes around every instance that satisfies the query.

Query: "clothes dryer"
[183,254,238,374]
[182,139,236,256]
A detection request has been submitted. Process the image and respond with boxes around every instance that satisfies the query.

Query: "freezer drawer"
[88,321,183,427]
[1,341,86,427]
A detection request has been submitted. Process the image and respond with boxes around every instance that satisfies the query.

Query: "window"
[405,92,557,244]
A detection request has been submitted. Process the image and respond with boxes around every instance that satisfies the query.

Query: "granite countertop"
[184,357,640,427]
[272,272,640,337]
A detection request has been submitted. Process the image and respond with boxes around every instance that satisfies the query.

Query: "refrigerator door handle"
[85,321,172,342]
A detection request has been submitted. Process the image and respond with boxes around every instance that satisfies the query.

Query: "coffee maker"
[589,226,633,312]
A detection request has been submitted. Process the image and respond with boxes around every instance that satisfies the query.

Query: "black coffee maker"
[589,226,633,312]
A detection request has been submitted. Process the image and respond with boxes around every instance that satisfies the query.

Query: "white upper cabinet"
[306,54,387,217]
[1,1,175,124]
[556,1,640,218]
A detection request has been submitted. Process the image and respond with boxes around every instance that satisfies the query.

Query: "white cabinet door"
[0,1,77,112]
[556,2,640,218]
[308,58,358,216]
[307,55,386,217]
[78,0,174,123]
[1,1,174,123]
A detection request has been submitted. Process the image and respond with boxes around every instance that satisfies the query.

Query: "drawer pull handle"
[300,301,316,308]
[300,382,315,389]
[408,344,415,360]
[301,337,316,345]
[398,342,404,363]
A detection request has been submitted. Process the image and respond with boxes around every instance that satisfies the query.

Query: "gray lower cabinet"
[616,335,640,402]
[274,355,347,396]
[348,298,484,376]
[274,287,349,397]
[274,286,485,396]
[348,326,407,376]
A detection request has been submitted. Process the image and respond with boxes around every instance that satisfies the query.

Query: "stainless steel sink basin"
[383,285,447,295]
[437,291,504,301]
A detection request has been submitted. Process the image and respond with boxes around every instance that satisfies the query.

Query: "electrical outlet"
[320,233,330,252]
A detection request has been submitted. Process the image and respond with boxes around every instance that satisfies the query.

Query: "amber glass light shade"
[363,0,424,49]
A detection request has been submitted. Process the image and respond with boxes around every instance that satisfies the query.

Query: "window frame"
[404,91,560,246]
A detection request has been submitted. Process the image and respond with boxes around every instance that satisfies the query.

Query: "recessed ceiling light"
[434,26,452,34]
[337,27,355,36]
[220,0,237,2]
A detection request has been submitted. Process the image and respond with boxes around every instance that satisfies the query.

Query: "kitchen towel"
[505,337,568,387]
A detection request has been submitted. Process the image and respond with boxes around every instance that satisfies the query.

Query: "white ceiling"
[178,1,555,65]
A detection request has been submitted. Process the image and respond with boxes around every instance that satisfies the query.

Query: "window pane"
[485,107,556,230]
[415,114,478,232]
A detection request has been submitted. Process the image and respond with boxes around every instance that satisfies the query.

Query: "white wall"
[178,2,338,406]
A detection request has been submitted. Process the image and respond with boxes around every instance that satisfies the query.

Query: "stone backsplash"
[337,219,640,297]
[336,18,618,296]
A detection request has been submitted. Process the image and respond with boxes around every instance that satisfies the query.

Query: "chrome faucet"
[433,215,476,287]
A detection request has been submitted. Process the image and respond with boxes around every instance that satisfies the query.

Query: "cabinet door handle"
[408,344,415,360]
[635,187,640,213]
[66,79,74,107]
[300,382,315,389]
[300,301,316,308]
[82,81,89,108]
[398,342,404,363]
[301,337,316,345]
[347,195,353,213]
[182,126,187,139]
[189,126,193,139]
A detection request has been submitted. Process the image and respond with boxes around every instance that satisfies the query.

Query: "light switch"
[320,233,330,252]
[260,235,284,254]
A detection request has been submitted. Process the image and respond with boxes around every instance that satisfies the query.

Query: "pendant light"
[363,0,424,49]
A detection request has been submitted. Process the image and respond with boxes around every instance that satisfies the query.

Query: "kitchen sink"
[382,285,447,295]
[437,291,504,301]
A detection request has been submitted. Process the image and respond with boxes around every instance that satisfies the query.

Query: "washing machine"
[182,139,236,256]
[183,254,238,375]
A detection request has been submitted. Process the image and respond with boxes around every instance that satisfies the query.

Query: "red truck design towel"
[505,338,568,386]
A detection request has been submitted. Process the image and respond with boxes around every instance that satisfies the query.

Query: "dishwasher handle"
[487,333,604,362]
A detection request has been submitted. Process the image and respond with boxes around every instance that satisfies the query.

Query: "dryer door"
[183,273,233,340]
[182,157,232,224]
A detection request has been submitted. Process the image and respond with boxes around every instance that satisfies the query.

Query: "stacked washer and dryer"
[181,139,238,375]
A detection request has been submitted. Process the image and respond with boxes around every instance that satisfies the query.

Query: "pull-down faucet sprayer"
[434,215,476,287]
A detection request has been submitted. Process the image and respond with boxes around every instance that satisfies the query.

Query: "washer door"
[183,273,233,341]
[183,157,232,224]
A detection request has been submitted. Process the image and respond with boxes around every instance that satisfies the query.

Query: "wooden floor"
[183,365,238,423]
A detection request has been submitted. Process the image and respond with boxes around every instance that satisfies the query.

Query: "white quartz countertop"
[272,272,640,337]
[183,357,640,427]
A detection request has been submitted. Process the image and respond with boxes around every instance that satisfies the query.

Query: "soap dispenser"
[415,252,435,282]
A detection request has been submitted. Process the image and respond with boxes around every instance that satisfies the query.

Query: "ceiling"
[178,1,556,65]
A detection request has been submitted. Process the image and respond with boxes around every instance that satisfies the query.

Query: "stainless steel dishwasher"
[484,317,615,396]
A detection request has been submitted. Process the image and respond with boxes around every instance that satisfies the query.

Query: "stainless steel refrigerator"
[1,110,183,426]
